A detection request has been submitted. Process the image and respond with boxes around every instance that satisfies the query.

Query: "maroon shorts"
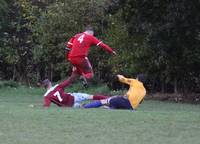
[68,57,93,78]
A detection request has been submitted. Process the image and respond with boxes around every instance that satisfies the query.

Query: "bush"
[0,81,19,88]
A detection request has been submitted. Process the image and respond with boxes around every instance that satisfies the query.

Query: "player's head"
[85,26,94,35]
[136,74,146,83]
[41,79,52,89]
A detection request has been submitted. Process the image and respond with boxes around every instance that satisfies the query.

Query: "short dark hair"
[85,26,94,32]
[136,74,146,83]
[41,79,51,88]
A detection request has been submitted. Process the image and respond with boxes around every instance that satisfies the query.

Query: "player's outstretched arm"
[98,42,116,54]
[117,75,131,85]
[92,36,116,54]
[43,97,51,107]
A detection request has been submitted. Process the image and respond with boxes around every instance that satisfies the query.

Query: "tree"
[120,0,200,93]
[0,0,40,84]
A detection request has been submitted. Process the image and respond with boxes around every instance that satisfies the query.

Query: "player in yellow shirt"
[117,74,146,109]
[83,74,146,110]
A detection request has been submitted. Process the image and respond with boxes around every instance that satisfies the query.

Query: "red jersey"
[66,32,114,58]
[43,83,74,107]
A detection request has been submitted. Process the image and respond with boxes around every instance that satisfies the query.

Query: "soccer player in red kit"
[41,79,108,107]
[64,26,116,87]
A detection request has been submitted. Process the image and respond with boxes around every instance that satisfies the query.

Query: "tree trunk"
[174,78,178,94]
[50,63,53,81]
[161,81,165,93]
[12,65,16,81]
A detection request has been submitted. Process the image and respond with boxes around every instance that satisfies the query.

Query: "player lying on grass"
[40,79,108,108]
[64,26,116,88]
[83,74,146,110]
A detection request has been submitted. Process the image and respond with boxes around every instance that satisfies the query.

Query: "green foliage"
[0,0,41,83]
[0,0,8,18]
[118,0,200,93]
[68,82,111,95]
[0,80,19,88]
[0,0,200,94]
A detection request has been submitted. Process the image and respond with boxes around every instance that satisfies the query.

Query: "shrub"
[0,81,19,88]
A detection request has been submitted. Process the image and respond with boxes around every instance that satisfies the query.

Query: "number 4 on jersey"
[78,34,85,43]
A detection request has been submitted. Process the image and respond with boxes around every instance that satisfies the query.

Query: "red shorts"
[68,57,93,78]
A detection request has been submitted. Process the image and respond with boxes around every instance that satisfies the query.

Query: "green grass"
[0,85,200,144]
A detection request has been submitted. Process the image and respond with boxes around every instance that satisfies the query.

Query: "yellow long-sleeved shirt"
[117,75,146,109]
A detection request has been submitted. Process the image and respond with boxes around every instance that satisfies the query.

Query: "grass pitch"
[0,85,200,144]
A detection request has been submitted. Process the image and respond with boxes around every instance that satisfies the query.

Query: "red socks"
[93,95,108,100]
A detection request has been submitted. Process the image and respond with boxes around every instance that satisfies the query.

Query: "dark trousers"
[109,96,133,110]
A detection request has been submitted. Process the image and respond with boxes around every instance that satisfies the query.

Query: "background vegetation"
[0,0,200,100]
